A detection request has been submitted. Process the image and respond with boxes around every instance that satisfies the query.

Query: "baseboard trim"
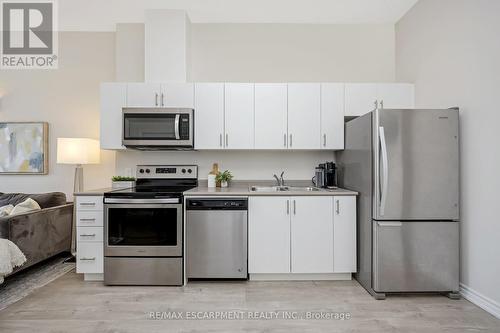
[460,283,500,319]
[249,273,352,281]
[83,273,104,281]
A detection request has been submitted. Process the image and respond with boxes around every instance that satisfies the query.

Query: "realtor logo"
[1,0,58,69]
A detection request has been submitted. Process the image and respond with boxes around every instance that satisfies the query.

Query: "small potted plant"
[111,176,136,189]
[216,170,233,188]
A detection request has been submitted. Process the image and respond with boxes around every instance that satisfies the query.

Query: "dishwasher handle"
[186,199,248,210]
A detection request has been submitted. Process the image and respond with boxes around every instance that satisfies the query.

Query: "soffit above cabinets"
[59,0,419,31]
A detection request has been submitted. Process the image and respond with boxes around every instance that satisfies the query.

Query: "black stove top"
[105,165,198,199]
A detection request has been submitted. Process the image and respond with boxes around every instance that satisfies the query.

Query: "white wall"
[396,0,500,313]
[191,23,395,82]
[0,32,117,200]
[116,151,334,181]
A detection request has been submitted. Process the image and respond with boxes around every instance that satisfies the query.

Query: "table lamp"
[57,138,100,192]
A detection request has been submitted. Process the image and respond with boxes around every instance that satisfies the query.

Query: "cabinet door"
[291,196,333,273]
[254,84,288,149]
[161,83,194,108]
[344,83,377,117]
[249,197,290,274]
[377,83,415,109]
[127,83,161,107]
[333,196,356,273]
[320,83,344,150]
[224,83,254,149]
[194,83,225,149]
[100,83,126,150]
[287,83,321,149]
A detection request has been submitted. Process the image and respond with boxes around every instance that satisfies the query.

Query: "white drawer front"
[76,242,103,274]
[77,227,103,242]
[76,211,103,227]
[76,196,103,211]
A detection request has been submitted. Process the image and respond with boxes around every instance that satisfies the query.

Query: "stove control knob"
[146,169,150,173]
[181,168,186,173]
[139,169,144,174]
[187,169,192,173]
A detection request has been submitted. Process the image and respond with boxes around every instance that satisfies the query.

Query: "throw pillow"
[0,204,14,217]
[10,198,42,216]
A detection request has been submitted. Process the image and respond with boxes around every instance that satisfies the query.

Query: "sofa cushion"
[10,198,41,216]
[0,192,67,209]
[0,204,14,217]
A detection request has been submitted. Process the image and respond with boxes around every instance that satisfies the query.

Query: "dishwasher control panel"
[186,199,248,210]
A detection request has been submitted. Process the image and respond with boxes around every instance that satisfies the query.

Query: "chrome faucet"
[273,171,285,187]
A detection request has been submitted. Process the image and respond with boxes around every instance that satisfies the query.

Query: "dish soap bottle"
[208,163,219,188]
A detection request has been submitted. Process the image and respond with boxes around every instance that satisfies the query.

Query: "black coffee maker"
[313,162,337,188]
[324,162,337,188]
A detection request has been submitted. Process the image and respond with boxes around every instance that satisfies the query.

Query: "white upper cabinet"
[126,83,161,107]
[144,10,189,82]
[249,197,291,274]
[344,83,378,117]
[376,83,415,109]
[161,83,194,108]
[100,83,127,150]
[333,196,357,273]
[320,83,345,150]
[224,83,255,149]
[287,83,321,149]
[291,196,334,273]
[254,84,288,149]
[345,83,415,117]
[194,83,225,150]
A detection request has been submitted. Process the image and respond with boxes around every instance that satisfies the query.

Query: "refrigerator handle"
[379,126,389,216]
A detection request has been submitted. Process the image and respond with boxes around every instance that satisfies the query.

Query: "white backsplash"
[115,150,335,181]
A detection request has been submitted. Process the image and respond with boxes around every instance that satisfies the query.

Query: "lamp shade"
[57,138,100,165]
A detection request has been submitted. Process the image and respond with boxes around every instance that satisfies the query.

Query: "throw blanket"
[0,239,27,283]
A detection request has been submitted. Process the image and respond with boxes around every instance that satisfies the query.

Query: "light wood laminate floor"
[0,271,498,333]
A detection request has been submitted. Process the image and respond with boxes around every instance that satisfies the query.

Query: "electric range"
[103,165,198,286]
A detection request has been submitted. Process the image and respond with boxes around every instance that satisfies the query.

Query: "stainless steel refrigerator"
[337,108,460,299]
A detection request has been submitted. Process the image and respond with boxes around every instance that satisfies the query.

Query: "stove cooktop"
[105,185,196,198]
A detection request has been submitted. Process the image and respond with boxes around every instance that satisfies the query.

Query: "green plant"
[216,170,233,183]
[112,176,136,182]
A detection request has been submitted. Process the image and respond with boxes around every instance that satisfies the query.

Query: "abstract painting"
[0,122,48,174]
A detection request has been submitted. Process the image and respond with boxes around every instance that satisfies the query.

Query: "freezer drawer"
[373,220,459,292]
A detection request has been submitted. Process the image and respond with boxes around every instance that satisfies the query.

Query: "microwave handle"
[174,114,180,140]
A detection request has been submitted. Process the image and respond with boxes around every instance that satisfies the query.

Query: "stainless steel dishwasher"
[186,198,248,279]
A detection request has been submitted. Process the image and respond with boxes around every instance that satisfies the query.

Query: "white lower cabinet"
[248,195,356,277]
[248,197,290,273]
[75,195,104,281]
[291,196,333,273]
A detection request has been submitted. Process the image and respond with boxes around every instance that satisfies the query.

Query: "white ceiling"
[58,0,419,31]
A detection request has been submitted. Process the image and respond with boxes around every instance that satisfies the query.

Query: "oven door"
[122,108,193,147]
[104,199,182,257]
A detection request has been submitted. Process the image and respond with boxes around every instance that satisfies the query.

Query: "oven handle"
[174,114,180,140]
[104,198,180,204]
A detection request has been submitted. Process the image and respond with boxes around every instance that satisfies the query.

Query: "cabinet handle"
[80,257,96,261]
[336,199,340,215]
[155,93,159,106]
[80,234,96,237]
[289,134,293,148]
[380,100,384,109]
[79,218,96,222]
[323,134,327,147]
[374,100,378,110]
[225,134,228,147]
[79,203,96,206]
[161,93,165,106]
[293,200,296,215]
[284,134,287,147]
[286,200,290,215]
[219,134,223,147]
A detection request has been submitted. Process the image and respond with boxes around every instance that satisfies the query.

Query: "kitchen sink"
[249,186,322,192]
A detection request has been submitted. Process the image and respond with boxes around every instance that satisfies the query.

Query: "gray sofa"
[0,192,73,275]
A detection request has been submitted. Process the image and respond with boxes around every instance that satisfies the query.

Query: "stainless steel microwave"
[122,108,194,149]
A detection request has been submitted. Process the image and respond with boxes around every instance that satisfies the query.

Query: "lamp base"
[74,164,84,193]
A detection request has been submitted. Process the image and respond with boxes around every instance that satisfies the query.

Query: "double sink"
[250,185,322,192]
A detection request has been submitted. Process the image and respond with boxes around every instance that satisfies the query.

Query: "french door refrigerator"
[337,108,460,299]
